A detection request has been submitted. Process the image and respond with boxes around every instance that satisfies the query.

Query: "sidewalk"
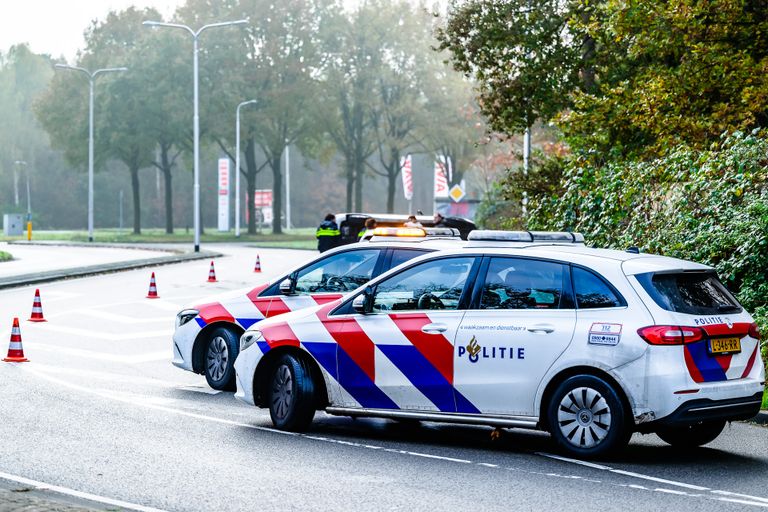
[0,486,103,512]
[0,242,219,290]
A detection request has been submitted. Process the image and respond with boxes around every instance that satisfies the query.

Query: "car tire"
[656,420,726,448]
[203,327,238,391]
[547,375,630,459]
[268,354,316,431]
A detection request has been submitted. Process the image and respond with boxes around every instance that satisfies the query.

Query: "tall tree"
[436,0,583,135]
[319,0,386,211]
[179,0,336,234]
[368,1,434,213]
[37,7,163,234]
[0,45,53,208]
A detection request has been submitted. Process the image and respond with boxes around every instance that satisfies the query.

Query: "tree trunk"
[386,164,396,213]
[354,159,364,211]
[160,145,174,234]
[162,167,173,234]
[130,166,141,235]
[245,138,258,235]
[345,157,355,212]
[271,154,283,234]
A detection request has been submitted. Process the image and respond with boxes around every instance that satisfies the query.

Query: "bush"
[520,130,768,369]
[0,251,11,262]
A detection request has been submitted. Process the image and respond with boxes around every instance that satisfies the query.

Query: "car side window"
[372,257,474,312]
[480,257,565,310]
[294,249,379,294]
[572,267,623,308]
[388,249,430,270]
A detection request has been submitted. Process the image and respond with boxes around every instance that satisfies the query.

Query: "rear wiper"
[717,304,740,312]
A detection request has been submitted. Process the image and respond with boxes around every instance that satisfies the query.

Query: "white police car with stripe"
[234,230,765,458]
[172,228,462,390]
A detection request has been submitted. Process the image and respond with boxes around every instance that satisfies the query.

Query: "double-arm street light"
[235,99,258,237]
[55,64,127,242]
[143,19,248,252]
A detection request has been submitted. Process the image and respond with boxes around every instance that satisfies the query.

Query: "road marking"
[0,470,169,512]
[178,386,222,395]
[17,365,768,509]
[538,452,768,505]
[717,498,768,508]
[28,363,180,387]
[68,309,170,324]
[30,323,172,341]
[25,343,169,364]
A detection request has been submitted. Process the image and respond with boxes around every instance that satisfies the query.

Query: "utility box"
[3,214,23,236]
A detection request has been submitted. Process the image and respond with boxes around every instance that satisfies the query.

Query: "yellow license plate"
[709,337,741,355]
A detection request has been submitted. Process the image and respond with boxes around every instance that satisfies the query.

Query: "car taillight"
[748,323,761,340]
[637,325,705,345]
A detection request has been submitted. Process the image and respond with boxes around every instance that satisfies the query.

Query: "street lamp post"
[235,99,258,237]
[143,19,248,252]
[285,141,291,230]
[55,64,127,242]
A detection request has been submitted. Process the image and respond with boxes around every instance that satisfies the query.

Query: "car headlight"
[241,330,263,352]
[176,309,199,328]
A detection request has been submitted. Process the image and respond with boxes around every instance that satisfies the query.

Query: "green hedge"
[522,130,768,369]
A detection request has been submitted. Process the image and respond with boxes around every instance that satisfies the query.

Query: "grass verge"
[763,388,768,410]
[0,228,315,246]
[0,250,11,262]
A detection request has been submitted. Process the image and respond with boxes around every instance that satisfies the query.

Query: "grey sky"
[1,1,186,60]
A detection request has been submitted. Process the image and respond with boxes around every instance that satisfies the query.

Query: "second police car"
[234,230,765,458]
[172,227,462,390]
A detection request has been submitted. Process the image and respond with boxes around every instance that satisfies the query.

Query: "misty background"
[0,0,519,234]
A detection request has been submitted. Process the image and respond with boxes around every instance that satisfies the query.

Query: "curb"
[7,240,184,253]
[0,250,221,290]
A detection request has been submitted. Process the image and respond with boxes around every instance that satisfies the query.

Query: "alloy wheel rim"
[557,386,612,449]
[206,336,229,382]
[271,364,293,420]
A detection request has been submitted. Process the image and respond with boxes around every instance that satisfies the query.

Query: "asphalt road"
[0,244,766,512]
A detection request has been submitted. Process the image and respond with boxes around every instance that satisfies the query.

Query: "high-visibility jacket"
[316,220,341,253]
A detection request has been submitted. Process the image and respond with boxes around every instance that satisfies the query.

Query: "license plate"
[709,337,741,355]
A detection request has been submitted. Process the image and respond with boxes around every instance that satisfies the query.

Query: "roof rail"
[467,230,585,244]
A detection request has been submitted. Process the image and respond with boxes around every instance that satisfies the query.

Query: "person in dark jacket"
[316,213,341,252]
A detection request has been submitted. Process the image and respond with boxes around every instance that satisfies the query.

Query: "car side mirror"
[352,288,373,314]
[279,277,295,295]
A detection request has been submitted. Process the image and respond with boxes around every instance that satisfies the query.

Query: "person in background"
[316,213,341,253]
[433,212,447,227]
[404,215,422,228]
[358,218,377,241]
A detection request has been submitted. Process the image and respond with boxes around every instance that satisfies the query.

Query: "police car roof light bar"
[467,230,585,243]
[372,227,427,238]
[423,227,461,238]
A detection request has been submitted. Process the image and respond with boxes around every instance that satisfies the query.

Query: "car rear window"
[635,271,742,315]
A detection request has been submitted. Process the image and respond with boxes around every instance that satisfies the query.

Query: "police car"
[172,227,463,390]
[233,230,765,458]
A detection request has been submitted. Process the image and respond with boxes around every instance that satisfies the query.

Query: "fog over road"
[0,245,766,511]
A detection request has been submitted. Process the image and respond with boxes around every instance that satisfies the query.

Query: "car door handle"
[527,325,555,334]
[421,323,448,334]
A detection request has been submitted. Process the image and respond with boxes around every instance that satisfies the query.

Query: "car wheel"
[547,375,630,459]
[204,327,238,391]
[269,354,316,431]
[656,420,726,448]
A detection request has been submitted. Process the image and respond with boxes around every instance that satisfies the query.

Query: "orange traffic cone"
[254,254,262,273]
[146,272,160,299]
[28,289,47,322]
[207,261,217,282]
[3,318,29,362]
